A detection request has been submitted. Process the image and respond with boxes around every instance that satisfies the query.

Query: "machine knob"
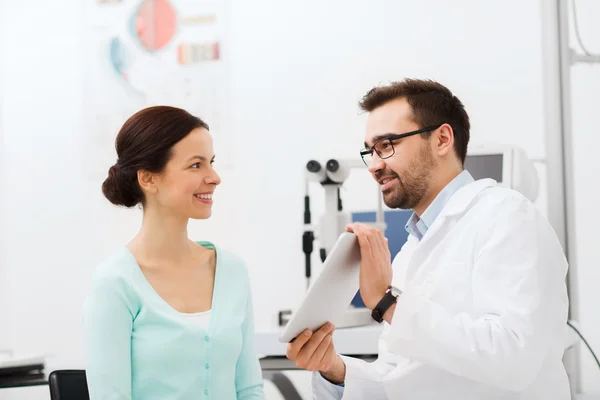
[326,159,339,172]
[306,160,322,173]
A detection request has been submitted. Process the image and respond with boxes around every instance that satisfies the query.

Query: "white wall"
[568,0,600,392]
[0,3,87,399]
[0,0,598,399]
[0,0,10,354]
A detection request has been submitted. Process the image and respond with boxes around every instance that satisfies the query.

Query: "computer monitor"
[466,145,538,202]
[464,154,504,183]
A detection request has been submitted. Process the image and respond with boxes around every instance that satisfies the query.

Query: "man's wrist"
[366,288,388,310]
[320,355,346,385]
[371,286,401,323]
[383,302,396,324]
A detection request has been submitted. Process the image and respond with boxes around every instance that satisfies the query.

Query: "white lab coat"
[312,178,571,400]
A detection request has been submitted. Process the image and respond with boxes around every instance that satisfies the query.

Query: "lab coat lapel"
[404,179,497,284]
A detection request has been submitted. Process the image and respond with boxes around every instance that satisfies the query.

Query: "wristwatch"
[371,285,402,323]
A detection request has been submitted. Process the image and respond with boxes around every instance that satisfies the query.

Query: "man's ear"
[435,123,455,157]
[137,170,157,194]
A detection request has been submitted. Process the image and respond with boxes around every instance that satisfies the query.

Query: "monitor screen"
[464,154,503,182]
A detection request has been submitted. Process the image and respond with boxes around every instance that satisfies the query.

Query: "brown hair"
[359,79,470,164]
[102,106,209,207]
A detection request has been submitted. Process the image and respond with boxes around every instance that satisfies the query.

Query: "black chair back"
[48,370,89,400]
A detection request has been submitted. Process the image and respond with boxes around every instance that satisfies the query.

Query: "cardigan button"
[205,362,210,370]
[204,389,209,396]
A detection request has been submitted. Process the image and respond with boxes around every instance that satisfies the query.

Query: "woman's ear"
[137,170,157,194]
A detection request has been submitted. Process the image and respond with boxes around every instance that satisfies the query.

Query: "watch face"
[390,286,402,297]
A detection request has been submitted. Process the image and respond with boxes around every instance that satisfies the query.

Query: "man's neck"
[413,168,463,217]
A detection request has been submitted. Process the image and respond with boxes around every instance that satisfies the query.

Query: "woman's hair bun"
[101,164,142,207]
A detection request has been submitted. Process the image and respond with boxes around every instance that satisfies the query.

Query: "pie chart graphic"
[130,0,178,52]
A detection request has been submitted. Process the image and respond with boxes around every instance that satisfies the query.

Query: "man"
[286,79,570,399]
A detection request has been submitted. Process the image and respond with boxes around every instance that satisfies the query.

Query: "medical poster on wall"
[83,0,232,180]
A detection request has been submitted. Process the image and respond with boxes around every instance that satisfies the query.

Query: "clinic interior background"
[1,0,600,398]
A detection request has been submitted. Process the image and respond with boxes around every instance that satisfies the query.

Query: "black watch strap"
[371,287,398,323]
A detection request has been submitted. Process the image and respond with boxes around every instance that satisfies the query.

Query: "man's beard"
[379,143,436,210]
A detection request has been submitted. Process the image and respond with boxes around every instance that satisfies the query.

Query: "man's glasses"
[360,125,442,166]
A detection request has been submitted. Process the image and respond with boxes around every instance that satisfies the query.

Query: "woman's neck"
[128,207,194,266]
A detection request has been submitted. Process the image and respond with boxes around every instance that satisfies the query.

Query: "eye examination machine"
[301,157,386,270]
[275,156,390,330]
[292,157,387,328]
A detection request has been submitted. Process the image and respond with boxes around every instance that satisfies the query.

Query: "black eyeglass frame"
[360,124,443,166]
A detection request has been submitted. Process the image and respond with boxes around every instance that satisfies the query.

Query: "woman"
[83,106,264,399]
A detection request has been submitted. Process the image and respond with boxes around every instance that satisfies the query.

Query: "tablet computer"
[279,232,363,343]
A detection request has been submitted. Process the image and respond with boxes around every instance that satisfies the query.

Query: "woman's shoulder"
[90,247,138,292]
[84,248,141,314]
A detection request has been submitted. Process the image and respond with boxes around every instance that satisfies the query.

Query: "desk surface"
[256,324,383,357]
[0,373,48,389]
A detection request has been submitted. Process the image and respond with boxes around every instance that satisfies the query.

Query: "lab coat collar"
[401,178,498,252]
[437,178,498,218]
[415,178,498,250]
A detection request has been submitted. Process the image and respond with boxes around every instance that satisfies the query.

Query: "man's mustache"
[374,170,399,182]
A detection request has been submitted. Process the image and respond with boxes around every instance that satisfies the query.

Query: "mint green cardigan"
[82,242,264,399]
